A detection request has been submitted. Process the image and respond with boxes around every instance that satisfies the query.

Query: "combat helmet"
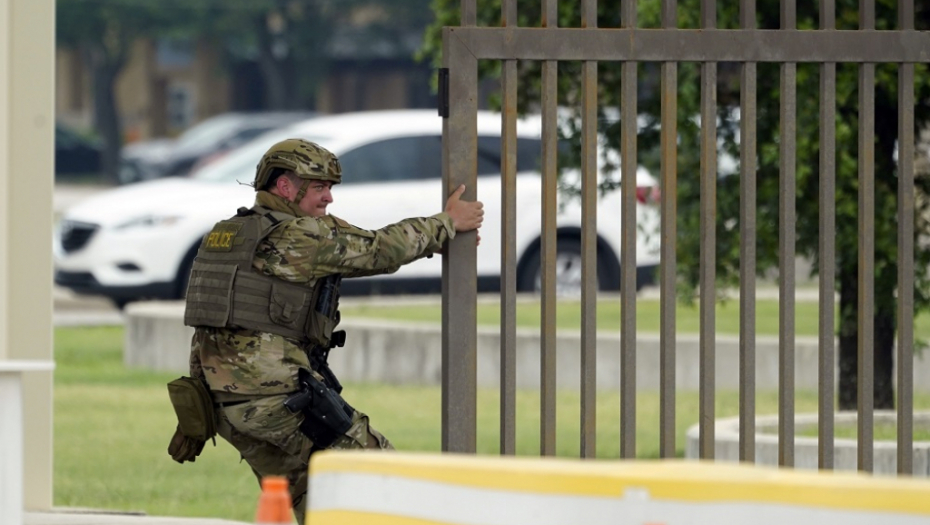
[254,138,342,190]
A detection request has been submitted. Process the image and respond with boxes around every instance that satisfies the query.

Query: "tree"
[56,0,332,181]
[196,0,434,110]
[57,0,182,183]
[422,0,930,409]
[190,0,337,110]
[57,0,433,180]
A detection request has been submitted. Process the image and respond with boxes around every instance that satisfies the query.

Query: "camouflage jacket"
[189,191,455,396]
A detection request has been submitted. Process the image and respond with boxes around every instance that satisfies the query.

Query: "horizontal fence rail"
[446,27,930,63]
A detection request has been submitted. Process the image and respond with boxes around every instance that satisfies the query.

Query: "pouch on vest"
[184,262,237,328]
[167,426,205,464]
[269,282,311,333]
[166,376,216,463]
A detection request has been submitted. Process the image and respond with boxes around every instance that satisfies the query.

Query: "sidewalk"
[52,286,124,327]
[25,509,250,525]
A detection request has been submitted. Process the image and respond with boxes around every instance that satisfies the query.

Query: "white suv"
[54,109,660,307]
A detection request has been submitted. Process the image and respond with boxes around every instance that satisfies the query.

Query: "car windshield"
[174,115,245,150]
[192,130,331,184]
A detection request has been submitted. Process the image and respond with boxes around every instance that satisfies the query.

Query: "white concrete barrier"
[0,361,55,525]
[306,451,930,525]
[686,410,930,476]
[124,301,930,392]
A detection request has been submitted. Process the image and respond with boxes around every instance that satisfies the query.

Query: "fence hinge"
[438,68,450,118]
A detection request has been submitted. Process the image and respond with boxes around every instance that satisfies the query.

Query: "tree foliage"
[57,0,185,183]
[422,0,930,409]
[57,0,434,182]
[196,0,434,109]
[187,0,341,110]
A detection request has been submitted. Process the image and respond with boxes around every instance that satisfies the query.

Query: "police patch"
[203,221,244,252]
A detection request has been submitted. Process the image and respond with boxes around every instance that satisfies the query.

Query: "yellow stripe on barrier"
[310,510,449,525]
[309,452,930,517]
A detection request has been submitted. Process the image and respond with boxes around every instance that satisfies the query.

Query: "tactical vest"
[183,206,341,348]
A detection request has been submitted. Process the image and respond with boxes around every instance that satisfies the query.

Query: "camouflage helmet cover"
[254,138,342,190]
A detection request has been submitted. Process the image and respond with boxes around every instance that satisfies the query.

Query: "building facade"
[56,33,437,143]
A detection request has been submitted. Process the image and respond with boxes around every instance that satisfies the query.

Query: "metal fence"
[440,0,927,474]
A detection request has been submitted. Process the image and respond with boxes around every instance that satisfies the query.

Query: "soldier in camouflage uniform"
[186,138,484,524]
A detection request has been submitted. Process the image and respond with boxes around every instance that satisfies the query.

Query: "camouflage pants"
[216,394,393,525]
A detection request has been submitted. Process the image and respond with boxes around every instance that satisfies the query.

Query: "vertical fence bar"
[818,0,837,471]
[502,0,517,26]
[857,0,876,474]
[499,0,519,457]
[462,0,476,26]
[620,0,638,460]
[738,0,757,464]
[778,0,797,468]
[441,29,479,453]
[580,0,598,459]
[698,0,717,460]
[896,0,915,477]
[540,0,559,457]
[659,0,678,460]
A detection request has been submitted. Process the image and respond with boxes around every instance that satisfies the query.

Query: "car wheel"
[516,236,621,295]
[112,298,130,310]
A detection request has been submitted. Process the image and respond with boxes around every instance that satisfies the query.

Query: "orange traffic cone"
[255,476,293,524]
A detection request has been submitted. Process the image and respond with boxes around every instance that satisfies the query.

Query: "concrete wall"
[55,48,89,129]
[125,301,930,392]
[115,40,158,141]
[0,0,55,510]
[116,38,230,140]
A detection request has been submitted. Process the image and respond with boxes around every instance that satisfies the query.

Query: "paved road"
[53,286,124,326]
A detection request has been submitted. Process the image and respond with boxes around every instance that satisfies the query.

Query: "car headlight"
[114,215,183,230]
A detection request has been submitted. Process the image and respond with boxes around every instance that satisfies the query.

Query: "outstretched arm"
[259,185,485,282]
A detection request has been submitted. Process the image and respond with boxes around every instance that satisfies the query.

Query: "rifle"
[308,273,345,392]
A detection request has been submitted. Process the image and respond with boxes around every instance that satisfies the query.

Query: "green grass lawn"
[342,297,930,338]
[53,325,930,522]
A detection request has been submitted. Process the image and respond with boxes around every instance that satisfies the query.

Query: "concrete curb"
[685,411,930,477]
[123,300,930,392]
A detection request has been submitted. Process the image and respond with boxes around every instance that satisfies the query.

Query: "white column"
[0,361,55,525]
[0,0,56,512]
